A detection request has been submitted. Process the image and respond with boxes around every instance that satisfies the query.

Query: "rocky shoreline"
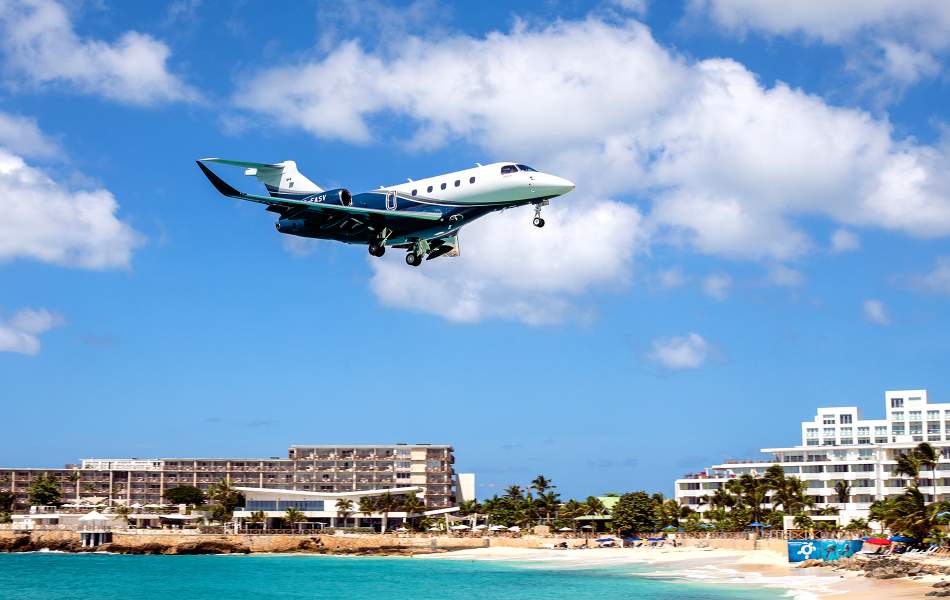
[0,535,449,556]
[798,557,950,596]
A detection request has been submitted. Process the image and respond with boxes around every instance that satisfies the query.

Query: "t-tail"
[198,158,321,199]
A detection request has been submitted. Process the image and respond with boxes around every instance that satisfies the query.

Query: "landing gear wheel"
[368,243,385,257]
[405,252,423,267]
[533,217,545,228]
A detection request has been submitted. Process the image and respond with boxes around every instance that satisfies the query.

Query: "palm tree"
[709,487,735,510]
[915,442,939,500]
[401,493,424,530]
[113,504,130,524]
[538,491,560,524]
[335,498,354,528]
[505,485,523,499]
[584,496,606,515]
[530,475,554,496]
[376,492,397,533]
[67,471,81,504]
[895,452,921,486]
[248,510,266,530]
[358,496,376,529]
[284,507,306,531]
[833,480,851,507]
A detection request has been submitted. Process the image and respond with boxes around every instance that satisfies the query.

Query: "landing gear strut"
[533,202,547,228]
[368,228,391,258]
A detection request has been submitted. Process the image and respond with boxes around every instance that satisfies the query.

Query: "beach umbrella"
[594,537,615,542]
[488,525,507,531]
[889,535,916,543]
[558,527,572,532]
[625,537,642,541]
[450,524,470,530]
[394,527,408,532]
[427,527,441,532]
[866,538,892,545]
[662,525,677,531]
[508,526,521,532]
[747,522,770,528]
[473,525,488,530]
[581,525,594,529]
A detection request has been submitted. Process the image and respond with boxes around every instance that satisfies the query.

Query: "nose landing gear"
[368,243,385,257]
[533,201,548,228]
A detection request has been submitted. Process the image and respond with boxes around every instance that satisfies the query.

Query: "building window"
[469,176,475,184]
[910,423,922,435]
[929,423,941,434]
[893,424,905,435]
[395,461,411,469]
[840,439,853,445]
[807,439,819,446]
[893,411,904,421]
[806,428,818,438]
[840,414,852,424]
[840,427,852,436]
[396,472,410,479]
[823,415,835,425]
[823,428,835,437]
[928,410,940,420]
[875,426,887,435]
[891,397,904,408]
[910,411,922,421]
[858,449,874,459]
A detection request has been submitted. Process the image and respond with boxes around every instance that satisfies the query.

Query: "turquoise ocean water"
[0,553,787,599]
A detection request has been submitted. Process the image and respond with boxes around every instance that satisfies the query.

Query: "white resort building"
[675,389,949,524]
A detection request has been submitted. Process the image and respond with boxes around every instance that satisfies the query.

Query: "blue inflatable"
[788,540,863,562]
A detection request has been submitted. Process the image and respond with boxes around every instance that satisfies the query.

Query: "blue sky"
[1,0,950,499]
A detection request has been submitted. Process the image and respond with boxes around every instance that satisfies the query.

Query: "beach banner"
[787,540,863,562]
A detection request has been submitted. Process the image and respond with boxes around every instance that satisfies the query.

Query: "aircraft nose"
[540,174,575,196]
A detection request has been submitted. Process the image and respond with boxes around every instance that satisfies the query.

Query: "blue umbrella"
[625,537,642,541]
[889,535,917,543]
[594,537,615,542]
[662,525,677,531]
[748,522,771,528]
[699,523,715,529]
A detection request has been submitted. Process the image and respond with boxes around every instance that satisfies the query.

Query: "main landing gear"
[404,239,430,267]
[533,201,548,228]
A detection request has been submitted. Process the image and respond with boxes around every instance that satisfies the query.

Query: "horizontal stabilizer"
[199,158,284,170]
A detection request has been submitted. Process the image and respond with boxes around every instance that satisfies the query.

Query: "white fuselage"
[381,162,574,207]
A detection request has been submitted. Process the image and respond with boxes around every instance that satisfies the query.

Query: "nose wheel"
[368,243,385,257]
[533,203,546,228]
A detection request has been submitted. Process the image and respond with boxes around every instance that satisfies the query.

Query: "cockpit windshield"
[516,164,537,172]
[500,164,518,175]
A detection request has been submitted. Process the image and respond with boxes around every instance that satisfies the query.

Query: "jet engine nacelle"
[308,188,352,207]
[275,219,306,233]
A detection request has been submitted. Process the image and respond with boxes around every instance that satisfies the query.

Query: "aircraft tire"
[405,252,422,267]
[369,243,385,257]
[533,217,545,228]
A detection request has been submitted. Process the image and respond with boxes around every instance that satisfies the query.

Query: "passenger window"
[427,186,433,193]
[440,183,447,190]
[454,180,460,187]
[501,165,517,175]
[412,189,417,196]
[469,177,475,184]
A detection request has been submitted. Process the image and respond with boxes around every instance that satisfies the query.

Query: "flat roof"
[234,486,422,498]
[289,444,452,449]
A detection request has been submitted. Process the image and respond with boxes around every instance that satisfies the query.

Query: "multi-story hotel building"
[1,443,470,510]
[675,389,949,524]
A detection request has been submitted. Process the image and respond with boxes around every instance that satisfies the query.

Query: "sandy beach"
[418,546,938,599]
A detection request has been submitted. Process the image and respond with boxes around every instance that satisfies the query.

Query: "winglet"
[196,160,244,198]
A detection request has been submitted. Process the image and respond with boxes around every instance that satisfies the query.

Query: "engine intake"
[275,219,305,233]
[312,188,352,206]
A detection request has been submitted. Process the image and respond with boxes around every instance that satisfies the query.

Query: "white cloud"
[767,264,804,287]
[863,299,890,325]
[233,17,950,320]
[653,267,688,290]
[369,199,643,324]
[690,0,950,92]
[0,112,58,157]
[908,256,950,295]
[0,308,63,355]
[0,0,198,105]
[702,273,732,300]
[647,332,710,369]
[0,145,141,269]
[830,228,860,253]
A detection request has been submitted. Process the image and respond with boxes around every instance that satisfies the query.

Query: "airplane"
[195,158,575,266]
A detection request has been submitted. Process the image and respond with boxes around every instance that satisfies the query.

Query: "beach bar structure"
[675,389,949,525]
[78,511,113,548]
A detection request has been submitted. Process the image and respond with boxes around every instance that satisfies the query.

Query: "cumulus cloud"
[369,199,643,324]
[767,264,804,287]
[907,256,950,295]
[0,0,198,105]
[0,112,58,157]
[647,332,710,369]
[0,308,63,355]
[653,267,688,290]
[0,114,141,269]
[830,228,860,253]
[232,17,950,321]
[690,0,950,93]
[863,299,890,325]
[702,273,732,300]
